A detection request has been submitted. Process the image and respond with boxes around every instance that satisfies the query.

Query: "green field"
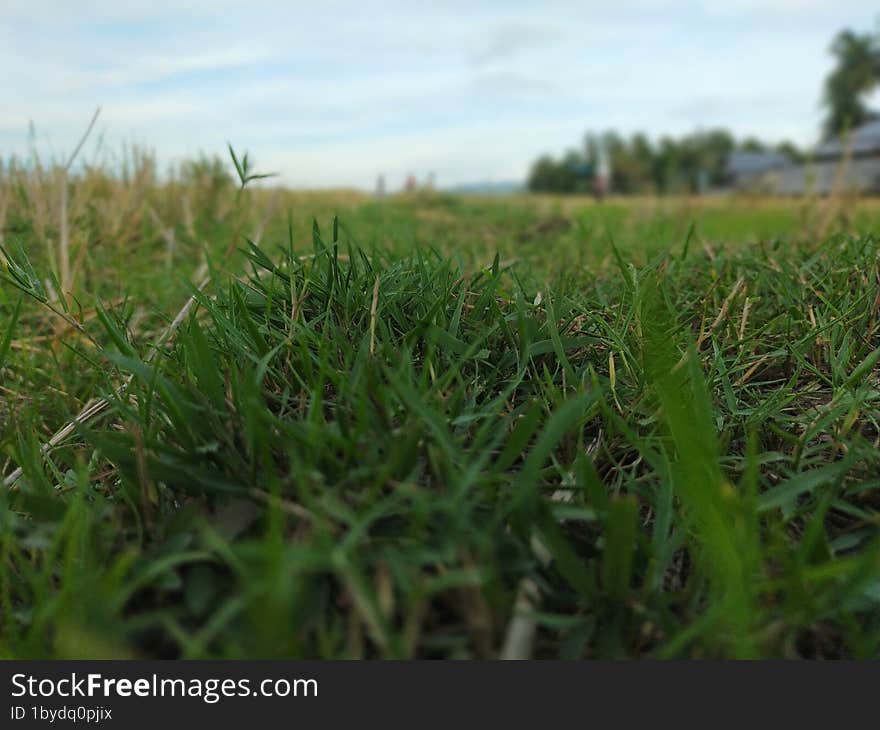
[2,157,880,658]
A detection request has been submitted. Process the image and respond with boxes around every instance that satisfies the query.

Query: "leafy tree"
[775,141,805,164]
[604,133,654,194]
[822,28,880,138]
[528,154,578,193]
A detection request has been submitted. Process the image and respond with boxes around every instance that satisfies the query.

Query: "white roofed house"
[774,119,880,195]
[725,150,791,191]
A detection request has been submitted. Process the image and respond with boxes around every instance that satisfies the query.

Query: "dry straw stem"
[696,276,746,350]
[58,107,101,293]
[816,129,856,240]
[2,195,274,491]
[499,488,572,660]
[735,353,773,386]
[3,270,210,491]
[499,578,542,660]
[147,205,177,270]
[738,296,752,341]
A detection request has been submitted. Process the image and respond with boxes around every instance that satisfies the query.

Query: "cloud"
[468,22,564,66]
[2,0,878,187]
[468,70,559,99]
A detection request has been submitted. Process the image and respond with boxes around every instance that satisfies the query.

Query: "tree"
[774,141,804,164]
[528,128,800,195]
[690,129,736,188]
[822,29,880,138]
[604,132,654,194]
[740,137,766,153]
[528,154,579,193]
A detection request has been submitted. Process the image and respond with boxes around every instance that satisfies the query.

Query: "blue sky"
[3,1,879,189]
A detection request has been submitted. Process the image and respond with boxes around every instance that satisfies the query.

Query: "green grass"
[2,165,880,658]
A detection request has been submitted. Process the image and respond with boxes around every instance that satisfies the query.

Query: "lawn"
[1,156,879,658]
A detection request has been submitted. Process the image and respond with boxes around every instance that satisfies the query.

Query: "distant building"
[726,120,880,195]
[725,150,790,189]
[775,119,880,195]
[814,118,880,159]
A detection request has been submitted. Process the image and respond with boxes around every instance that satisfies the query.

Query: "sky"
[2,0,879,189]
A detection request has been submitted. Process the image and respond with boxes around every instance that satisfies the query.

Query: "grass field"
[2,154,880,658]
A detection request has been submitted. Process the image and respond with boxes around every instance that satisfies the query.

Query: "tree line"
[528,131,803,195]
[528,25,880,195]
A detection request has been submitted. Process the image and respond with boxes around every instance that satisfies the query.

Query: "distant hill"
[446,180,525,195]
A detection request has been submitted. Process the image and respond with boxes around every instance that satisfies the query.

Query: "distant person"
[375,173,386,197]
[592,173,607,201]
[593,151,610,201]
[404,173,417,192]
